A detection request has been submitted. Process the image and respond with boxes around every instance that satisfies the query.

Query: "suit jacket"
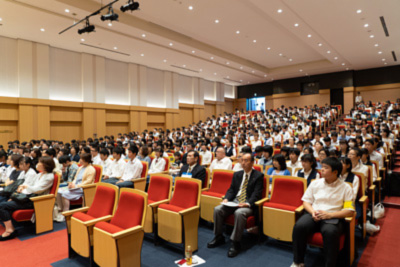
[74,165,96,187]
[179,164,206,187]
[224,169,263,208]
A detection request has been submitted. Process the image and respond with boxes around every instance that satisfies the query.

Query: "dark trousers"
[293,213,344,267]
[102,178,134,188]
[0,200,33,221]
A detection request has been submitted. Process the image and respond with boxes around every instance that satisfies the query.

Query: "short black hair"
[241,146,252,154]
[112,146,124,155]
[272,154,287,170]
[300,153,317,170]
[58,155,71,164]
[321,157,342,176]
[364,139,375,146]
[128,145,139,155]
[289,148,301,156]
[45,148,56,157]
[263,145,273,157]
[100,148,110,156]
[340,157,352,173]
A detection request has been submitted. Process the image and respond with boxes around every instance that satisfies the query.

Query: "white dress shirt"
[148,157,166,174]
[100,158,113,177]
[209,157,233,173]
[121,157,143,181]
[92,154,102,166]
[233,163,243,172]
[339,173,359,200]
[109,157,127,178]
[18,168,37,181]
[286,160,302,175]
[302,178,355,213]
[351,161,369,186]
[200,150,212,165]
[370,151,383,168]
[23,172,54,195]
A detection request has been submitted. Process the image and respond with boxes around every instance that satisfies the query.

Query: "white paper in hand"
[222,201,239,207]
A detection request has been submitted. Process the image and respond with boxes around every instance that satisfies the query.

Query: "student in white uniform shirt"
[348,148,369,186]
[292,157,355,267]
[209,147,232,173]
[286,148,302,175]
[102,147,126,182]
[99,148,113,178]
[148,148,166,174]
[103,146,142,188]
[90,146,102,166]
[199,143,213,166]
[365,139,383,168]
[17,157,37,183]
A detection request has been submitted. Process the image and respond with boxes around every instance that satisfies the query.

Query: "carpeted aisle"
[357,207,400,267]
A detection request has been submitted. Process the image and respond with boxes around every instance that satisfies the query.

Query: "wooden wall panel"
[224,100,234,114]
[204,104,216,120]
[234,99,246,112]
[0,121,18,148]
[95,109,106,138]
[0,104,18,121]
[83,108,95,139]
[106,122,129,136]
[50,107,82,122]
[148,123,165,130]
[179,108,194,128]
[37,106,50,139]
[50,121,82,142]
[357,84,400,104]
[147,112,165,123]
[106,110,130,122]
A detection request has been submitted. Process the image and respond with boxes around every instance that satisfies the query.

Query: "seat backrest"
[354,174,365,199]
[169,179,199,209]
[140,161,148,178]
[163,157,170,171]
[270,178,305,207]
[203,168,210,189]
[50,173,60,195]
[87,185,117,218]
[110,191,145,229]
[253,165,262,172]
[262,176,268,199]
[209,170,234,195]
[92,165,103,183]
[148,175,171,202]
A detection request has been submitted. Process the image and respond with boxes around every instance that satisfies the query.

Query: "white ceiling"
[0,0,398,86]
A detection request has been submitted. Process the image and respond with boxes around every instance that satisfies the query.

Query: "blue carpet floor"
[51,221,367,267]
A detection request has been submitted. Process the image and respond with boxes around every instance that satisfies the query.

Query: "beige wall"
[270,90,330,109]
[343,87,355,114]
[356,83,400,104]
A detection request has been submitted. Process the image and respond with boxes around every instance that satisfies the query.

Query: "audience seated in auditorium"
[178,150,206,187]
[209,147,232,173]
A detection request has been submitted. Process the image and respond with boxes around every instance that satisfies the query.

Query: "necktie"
[238,174,249,203]
[188,166,192,173]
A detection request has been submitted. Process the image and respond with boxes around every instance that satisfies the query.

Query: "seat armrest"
[149,199,169,208]
[255,197,269,206]
[359,196,368,203]
[62,207,90,217]
[179,206,199,215]
[80,184,97,189]
[30,194,55,201]
[201,188,209,192]
[295,205,304,213]
[111,225,143,240]
[82,215,113,226]
[369,185,376,191]
[131,177,146,182]
[345,214,355,223]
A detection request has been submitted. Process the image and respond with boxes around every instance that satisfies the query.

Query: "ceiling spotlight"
[382,58,386,61]
[199,69,202,72]
[289,58,293,61]
[267,47,271,50]
[341,63,346,66]
[294,23,299,27]
[364,23,369,28]
[101,6,119,21]
[169,42,173,46]
[236,30,240,34]
[264,74,267,77]
[226,62,230,65]
[357,9,362,14]
[307,34,312,38]
[214,73,217,75]
[78,19,95,34]
[0,18,2,21]
[65,9,70,13]
[192,50,195,53]
[277,9,283,13]
[120,0,140,12]
[108,23,113,27]
[183,65,186,67]
[378,51,382,54]
[188,6,193,10]
[299,69,303,72]
[252,70,255,73]
[40,28,45,32]
[318,43,322,46]
[346,68,349,70]
[374,44,379,47]
[253,40,257,43]
[384,62,387,65]
[210,56,214,60]
[215,19,219,23]
[114,47,118,50]
[279,53,283,56]
[370,35,374,38]
[140,53,144,57]
[240,66,243,69]
[227,76,230,78]
[163,59,167,62]
[334,57,338,60]
[142,34,146,37]
[81,38,85,42]
[327,50,331,54]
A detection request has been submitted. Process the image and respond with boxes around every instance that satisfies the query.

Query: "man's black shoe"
[207,235,225,248]
[228,241,241,257]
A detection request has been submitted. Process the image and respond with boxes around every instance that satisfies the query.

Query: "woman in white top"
[17,157,37,182]
[148,148,166,174]
[0,156,55,241]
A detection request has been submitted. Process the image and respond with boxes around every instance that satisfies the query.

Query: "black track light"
[120,0,139,12]
[101,6,119,21]
[78,19,95,34]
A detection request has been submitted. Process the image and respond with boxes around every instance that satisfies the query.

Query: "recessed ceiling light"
[264,74,267,77]
[192,50,195,53]
[81,38,85,42]
[299,69,303,72]
[214,73,217,75]
[65,9,70,13]
[277,9,283,13]
[289,58,293,61]
[188,6,193,10]
[334,57,338,60]
[215,19,219,24]
[305,73,308,76]
[307,34,312,38]
[199,69,202,72]
[210,56,214,60]
[327,51,331,54]
[226,62,230,65]
[236,30,240,34]
[357,9,362,14]
[370,35,374,38]
[40,28,45,32]
[346,68,349,70]
[108,23,112,27]
[271,78,274,81]
[240,80,243,82]
[141,53,144,57]
[342,63,346,66]
[382,58,386,61]
[252,70,255,73]
[364,24,369,28]
[374,44,379,47]
[253,40,257,43]
[141,34,146,38]
[279,53,283,56]
[267,47,271,50]
[163,59,167,62]
[114,47,117,50]
[227,76,230,78]
[378,51,382,54]
[294,23,299,27]
[183,65,186,67]
[169,42,173,46]
[248,82,250,84]
[0,18,2,21]
[384,62,387,65]
[240,66,243,69]
[318,43,322,46]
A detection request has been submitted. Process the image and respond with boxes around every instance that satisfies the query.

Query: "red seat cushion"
[263,202,298,212]
[140,162,148,178]
[308,232,345,250]
[110,192,144,229]
[158,203,186,213]
[169,180,199,210]
[86,185,116,218]
[270,178,304,208]
[148,176,171,203]
[93,165,102,183]
[225,214,256,228]
[12,209,34,221]
[202,191,224,198]
[95,221,124,234]
[253,165,262,172]
[209,171,234,195]
[72,211,96,222]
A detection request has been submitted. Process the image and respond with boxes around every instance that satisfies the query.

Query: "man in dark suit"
[207,153,263,257]
[178,150,206,187]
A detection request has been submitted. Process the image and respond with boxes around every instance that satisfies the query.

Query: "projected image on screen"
[247,97,265,111]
